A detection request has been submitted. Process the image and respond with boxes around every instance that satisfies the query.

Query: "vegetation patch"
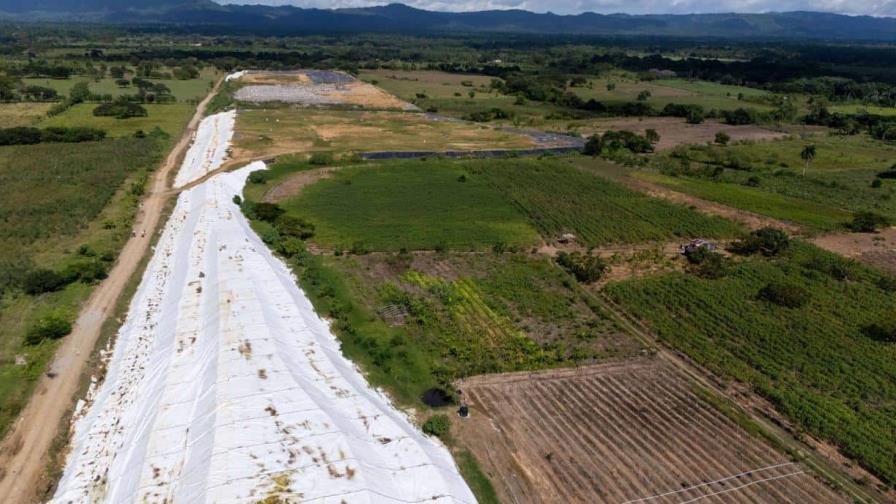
[606,242,896,486]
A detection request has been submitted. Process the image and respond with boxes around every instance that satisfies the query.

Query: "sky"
[221,0,896,16]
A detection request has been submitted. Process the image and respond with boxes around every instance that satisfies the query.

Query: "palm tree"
[800,144,816,176]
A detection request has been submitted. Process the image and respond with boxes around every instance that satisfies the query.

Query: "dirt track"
[0,81,222,504]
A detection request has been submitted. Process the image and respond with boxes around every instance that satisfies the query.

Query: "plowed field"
[456,359,847,504]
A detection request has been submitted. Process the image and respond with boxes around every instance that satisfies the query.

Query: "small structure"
[558,233,577,244]
[681,239,717,256]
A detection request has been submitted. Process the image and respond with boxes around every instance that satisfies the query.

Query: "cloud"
[222,0,896,16]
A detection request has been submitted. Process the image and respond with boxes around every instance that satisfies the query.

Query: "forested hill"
[4,1,896,40]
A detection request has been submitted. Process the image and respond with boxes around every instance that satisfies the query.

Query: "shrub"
[232,195,242,205]
[715,131,731,145]
[62,260,108,284]
[685,248,728,279]
[583,134,602,156]
[25,312,72,345]
[23,269,67,295]
[860,322,896,343]
[93,100,148,119]
[721,108,757,125]
[730,227,790,256]
[871,178,883,188]
[309,152,333,165]
[0,127,42,146]
[422,414,451,439]
[247,170,268,184]
[556,252,607,283]
[847,211,890,233]
[253,202,285,223]
[275,214,315,240]
[757,282,810,308]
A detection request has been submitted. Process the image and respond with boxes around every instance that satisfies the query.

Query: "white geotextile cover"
[52,161,476,504]
[173,110,236,189]
[225,70,247,82]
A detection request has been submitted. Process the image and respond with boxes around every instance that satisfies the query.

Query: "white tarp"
[52,135,476,503]
[172,110,236,189]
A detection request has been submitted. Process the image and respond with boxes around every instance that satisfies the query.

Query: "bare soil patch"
[589,117,787,151]
[263,166,338,203]
[455,358,849,504]
[812,227,896,274]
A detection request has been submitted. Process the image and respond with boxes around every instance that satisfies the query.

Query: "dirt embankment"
[587,117,788,151]
[812,227,896,274]
[0,80,223,504]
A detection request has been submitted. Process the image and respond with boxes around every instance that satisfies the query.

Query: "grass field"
[637,171,854,230]
[606,242,896,486]
[22,67,219,102]
[476,157,743,246]
[0,103,55,127]
[39,103,194,139]
[645,134,896,229]
[0,137,165,439]
[283,161,541,251]
[573,75,774,112]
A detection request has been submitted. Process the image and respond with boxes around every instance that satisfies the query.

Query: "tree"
[69,81,91,104]
[583,134,603,156]
[422,414,451,439]
[848,211,890,233]
[636,90,651,101]
[645,128,660,145]
[23,269,67,295]
[606,82,616,91]
[715,131,731,145]
[757,282,810,309]
[731,227,790,256]
[800,144,816,176]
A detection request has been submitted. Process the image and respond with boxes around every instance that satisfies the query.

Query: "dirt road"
[0,81,222,504]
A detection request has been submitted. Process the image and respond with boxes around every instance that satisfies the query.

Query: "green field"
[573,75,774,112]
[606,242,896,486]
[638,172,853,230]
[40,103,194,139]
[282,161,541,252]
[0,103,55,127]
[645,134,896,229]
[22,67,219,102]
[476,157,743,246]
[0,137,165,438]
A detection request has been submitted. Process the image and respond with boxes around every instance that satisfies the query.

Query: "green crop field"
[606,242,896,486]
[0,137,164,438]
[39,103,194,139]
[476,157,743,246]
[282,161,541,252]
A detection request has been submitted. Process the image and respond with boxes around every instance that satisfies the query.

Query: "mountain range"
[3,1,896,40]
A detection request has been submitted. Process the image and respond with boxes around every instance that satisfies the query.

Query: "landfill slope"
[52,120,475,503]
[172,109,236,189]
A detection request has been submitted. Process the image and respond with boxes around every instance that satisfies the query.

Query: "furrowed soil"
[456,358,849,504]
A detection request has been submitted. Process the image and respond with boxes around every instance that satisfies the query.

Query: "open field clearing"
[232,107,536,160]
[636,171,852,231]
[581,117,787,150]
[574,75,774,111]
[813,227,896,274]
[641,134,896,230]
[23,67,220,101]
[39,103,195,139]
[0,102,55,127]
[457,359,847,504]
[52,163,475,504]
[233,70,417,110]
[606,242,896,488]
